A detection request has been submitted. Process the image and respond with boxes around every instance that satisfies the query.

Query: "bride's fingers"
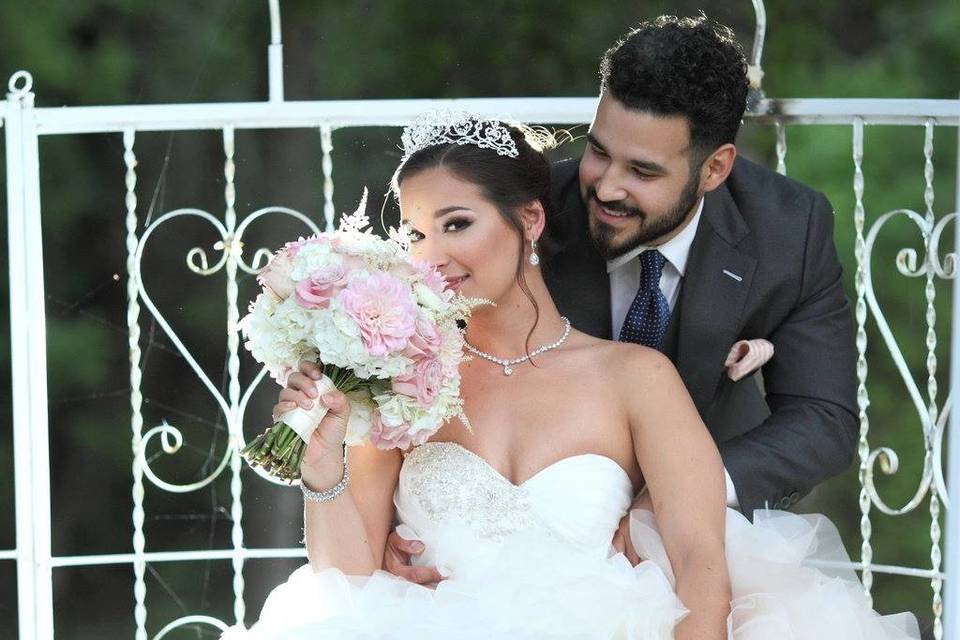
[278,388,314,409]
[309,392,351,451]
[271,401,297,421]
[287,372,318,396]
[298,359,322,379]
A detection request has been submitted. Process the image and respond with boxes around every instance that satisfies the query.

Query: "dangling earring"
[528,239,540,266]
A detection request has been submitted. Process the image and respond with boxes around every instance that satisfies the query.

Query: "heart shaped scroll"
[134,206,322,491]
[861,208,957,514]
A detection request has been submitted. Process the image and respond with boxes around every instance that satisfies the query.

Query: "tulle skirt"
[222,509,919,639]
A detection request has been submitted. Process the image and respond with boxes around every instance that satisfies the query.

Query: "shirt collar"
[605,197,704,275]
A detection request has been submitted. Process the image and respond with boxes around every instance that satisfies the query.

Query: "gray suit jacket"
[545,157,858,518]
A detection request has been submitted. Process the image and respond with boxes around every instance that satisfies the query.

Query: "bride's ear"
[519,200,546,242]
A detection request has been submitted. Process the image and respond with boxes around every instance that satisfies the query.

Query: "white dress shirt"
[606,199,740,509]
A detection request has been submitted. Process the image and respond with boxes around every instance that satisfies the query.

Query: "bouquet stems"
[241,364,363,482]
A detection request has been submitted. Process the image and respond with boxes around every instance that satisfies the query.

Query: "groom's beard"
[588,174,701,260]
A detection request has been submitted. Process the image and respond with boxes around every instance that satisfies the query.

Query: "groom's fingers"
[391,563,443,585]
[613,516,641,566]
[393,537,426,555]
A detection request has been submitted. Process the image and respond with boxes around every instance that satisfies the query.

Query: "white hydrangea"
[239,293,316,380]
[290,242,343,281]
[344,389,375,446]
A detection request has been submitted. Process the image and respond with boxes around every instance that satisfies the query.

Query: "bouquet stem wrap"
[240,365,362,482]
[281,374,337,443]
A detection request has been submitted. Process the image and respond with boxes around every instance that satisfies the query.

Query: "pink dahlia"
[339,273,418,356]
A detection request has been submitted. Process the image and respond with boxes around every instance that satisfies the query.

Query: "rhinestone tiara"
[399,110,519,164]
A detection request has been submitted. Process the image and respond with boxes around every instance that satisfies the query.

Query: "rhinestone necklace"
[463,317,572,376]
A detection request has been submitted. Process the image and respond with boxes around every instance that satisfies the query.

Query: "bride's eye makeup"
[404,225,426,243]
[441,216,472,233]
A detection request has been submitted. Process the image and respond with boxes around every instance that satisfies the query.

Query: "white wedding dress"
[224,441,919,639]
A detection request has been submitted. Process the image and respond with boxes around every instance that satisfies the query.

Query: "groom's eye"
[589,143,608,157]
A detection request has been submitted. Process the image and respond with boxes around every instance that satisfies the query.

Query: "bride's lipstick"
[446,275,469,292]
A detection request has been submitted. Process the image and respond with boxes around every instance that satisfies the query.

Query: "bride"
[224,116,919,639]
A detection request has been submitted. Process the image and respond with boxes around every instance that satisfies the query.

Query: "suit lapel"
[674,185,756,416]
[545,160,612,339]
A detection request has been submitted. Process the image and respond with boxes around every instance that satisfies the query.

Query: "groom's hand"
[384,530,444,585]
[611,492,653,567]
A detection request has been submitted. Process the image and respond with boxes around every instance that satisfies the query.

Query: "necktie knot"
[618,249,670,349]
[639,250,666,289]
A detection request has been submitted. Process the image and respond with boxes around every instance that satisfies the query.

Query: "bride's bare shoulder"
[576,333,674,375]
[576,335,677,383]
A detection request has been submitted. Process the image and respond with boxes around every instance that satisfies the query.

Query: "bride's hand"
[271,360,324,422]
[611,491,653,566]
[300,389,351,490]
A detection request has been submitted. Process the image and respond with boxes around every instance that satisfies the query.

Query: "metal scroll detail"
[133,201,322,492]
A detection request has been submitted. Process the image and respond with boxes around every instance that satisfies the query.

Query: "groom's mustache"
[587,187,644,219]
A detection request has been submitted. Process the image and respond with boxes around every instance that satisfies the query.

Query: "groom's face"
[580,93,704,260]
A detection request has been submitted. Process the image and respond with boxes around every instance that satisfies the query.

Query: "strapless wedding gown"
[224,441,919,639]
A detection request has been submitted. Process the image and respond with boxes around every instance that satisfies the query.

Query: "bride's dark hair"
[391,122,559,357]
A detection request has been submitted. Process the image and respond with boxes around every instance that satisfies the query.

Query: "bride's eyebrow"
[400,206,474,226]
[434,206,473,217]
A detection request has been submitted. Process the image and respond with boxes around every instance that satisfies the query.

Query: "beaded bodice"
[394,441,634,553]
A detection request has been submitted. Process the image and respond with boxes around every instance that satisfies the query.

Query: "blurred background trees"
[0,1,957,637]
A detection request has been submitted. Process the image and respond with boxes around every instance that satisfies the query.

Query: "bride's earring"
[528,239,540,266]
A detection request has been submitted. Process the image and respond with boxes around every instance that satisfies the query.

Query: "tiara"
[399,110,519,163]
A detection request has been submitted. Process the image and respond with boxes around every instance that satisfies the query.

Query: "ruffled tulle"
[223,523,686,640]
[225,442,918,639]
[629,508,920,639]
[224,508,919,640]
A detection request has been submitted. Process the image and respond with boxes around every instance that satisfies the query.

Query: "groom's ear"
[699,143,737,193]
[518,200,546,241]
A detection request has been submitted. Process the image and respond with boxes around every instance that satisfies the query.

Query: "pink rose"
[402,315,442,359]
[392,357,444,406]
[294,263,348,310]
[258,250,295,300]
[369,411,422,450]
[339,273,418,357]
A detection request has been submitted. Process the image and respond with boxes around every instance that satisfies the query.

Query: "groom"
[386,15,857,580]
[545,15,857,521]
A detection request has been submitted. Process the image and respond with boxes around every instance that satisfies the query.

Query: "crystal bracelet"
[300,447,349,503]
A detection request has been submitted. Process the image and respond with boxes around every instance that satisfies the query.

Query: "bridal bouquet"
[239,192,478,481]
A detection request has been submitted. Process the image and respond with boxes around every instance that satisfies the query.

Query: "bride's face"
[400,166,523,302]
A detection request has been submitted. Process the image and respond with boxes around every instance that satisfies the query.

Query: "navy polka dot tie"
[618,250,670,349]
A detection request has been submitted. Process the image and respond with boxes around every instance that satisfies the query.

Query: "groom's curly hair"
[600,14,749,162]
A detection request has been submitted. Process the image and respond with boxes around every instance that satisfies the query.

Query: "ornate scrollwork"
[860,207,955,515]
[152,614,230,639]
[134,206,323,490]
